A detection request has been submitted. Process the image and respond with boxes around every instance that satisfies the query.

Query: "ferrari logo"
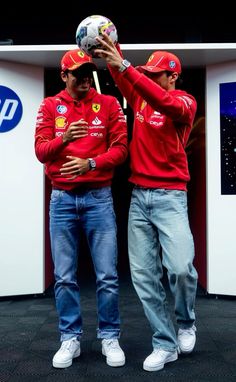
[141,100,147,110]
[92,103,100,113]
[78,51,85,58]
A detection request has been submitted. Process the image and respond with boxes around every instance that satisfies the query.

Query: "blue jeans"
[49,187,120,342]
[128,187,198,352]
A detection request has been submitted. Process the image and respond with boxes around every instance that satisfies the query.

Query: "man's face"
[144,70,176,90]
[62,66,94,98]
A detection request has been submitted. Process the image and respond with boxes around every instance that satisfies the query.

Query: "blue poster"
[220,82,236,194]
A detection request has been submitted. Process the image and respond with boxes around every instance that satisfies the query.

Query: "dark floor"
[0,274,236,382]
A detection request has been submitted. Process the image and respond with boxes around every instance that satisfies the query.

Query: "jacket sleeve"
[108,45,196,124]
[122,67,197,123]
[107,44,138,109]
[94,96,128,169]
[34,98,65,163]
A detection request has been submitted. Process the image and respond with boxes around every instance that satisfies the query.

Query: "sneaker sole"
[106,358,126,367]
[102,348,125,367]
[53,359,73,368]
[178,346,195,354]
[52,350,81,368]
[143,352,178,372]
[178,339,196,354]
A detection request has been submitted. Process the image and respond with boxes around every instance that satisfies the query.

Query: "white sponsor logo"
[136,112,144,123]
[150,120,163,127]
[56,105,67,114]
[177,96,193,108]
[91,132,103,137]
[0,99,18,126]
[92,116,102,125]
[150,114,164,120]
[89,125,105,129]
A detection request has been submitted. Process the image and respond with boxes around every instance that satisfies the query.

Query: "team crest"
[141,100,147,110]
[92,103,100,113]
[78,51,85,58]
[148,54,154,63]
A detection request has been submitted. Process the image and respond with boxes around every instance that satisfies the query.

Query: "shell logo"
[55,116,67,129]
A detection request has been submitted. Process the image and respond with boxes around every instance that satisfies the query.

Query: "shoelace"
[60,339,76,353]
[152,349,165,355]
[179,327,195,336]
[104,339,120,350]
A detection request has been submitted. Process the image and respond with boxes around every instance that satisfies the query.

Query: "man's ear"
[170,72,178,85]
[61,71,67,83]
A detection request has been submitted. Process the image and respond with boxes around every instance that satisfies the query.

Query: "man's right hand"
[63,119,88,143]
[95,33,123,70]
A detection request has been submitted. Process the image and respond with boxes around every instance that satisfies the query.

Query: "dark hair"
[165,70,173,77]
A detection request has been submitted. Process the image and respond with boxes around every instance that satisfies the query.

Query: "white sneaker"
[52,337,81,368]
[178,325,196,354]
[102,339,125,367]
[143,349,178,372]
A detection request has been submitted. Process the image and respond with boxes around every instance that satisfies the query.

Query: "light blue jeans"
[49,187,120,342]
[128,187,198,352]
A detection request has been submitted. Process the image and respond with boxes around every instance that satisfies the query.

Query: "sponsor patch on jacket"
[141,100,147,110]
[55,116,67,129]
[56,105,67,114]
[177,96,193,108]
[136,111,144,123]
[92,116,102,125]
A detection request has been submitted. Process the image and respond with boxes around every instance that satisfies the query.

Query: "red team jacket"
[110,63,197,191]
[35,88,128,190]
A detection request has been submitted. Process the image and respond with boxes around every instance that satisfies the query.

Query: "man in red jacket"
[34,48,127,369]
[96,36,198,372]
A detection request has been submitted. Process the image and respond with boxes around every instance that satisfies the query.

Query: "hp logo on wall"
[0,85,23,133]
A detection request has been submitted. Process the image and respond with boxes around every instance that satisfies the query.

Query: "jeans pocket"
[50,189,65,203]
[90,187,112,201]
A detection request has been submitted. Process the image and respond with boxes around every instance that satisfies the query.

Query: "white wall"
[0,62,44,296]
[206,62,236,295]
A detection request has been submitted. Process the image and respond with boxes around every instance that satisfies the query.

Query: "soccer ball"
[75,15,118,57]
